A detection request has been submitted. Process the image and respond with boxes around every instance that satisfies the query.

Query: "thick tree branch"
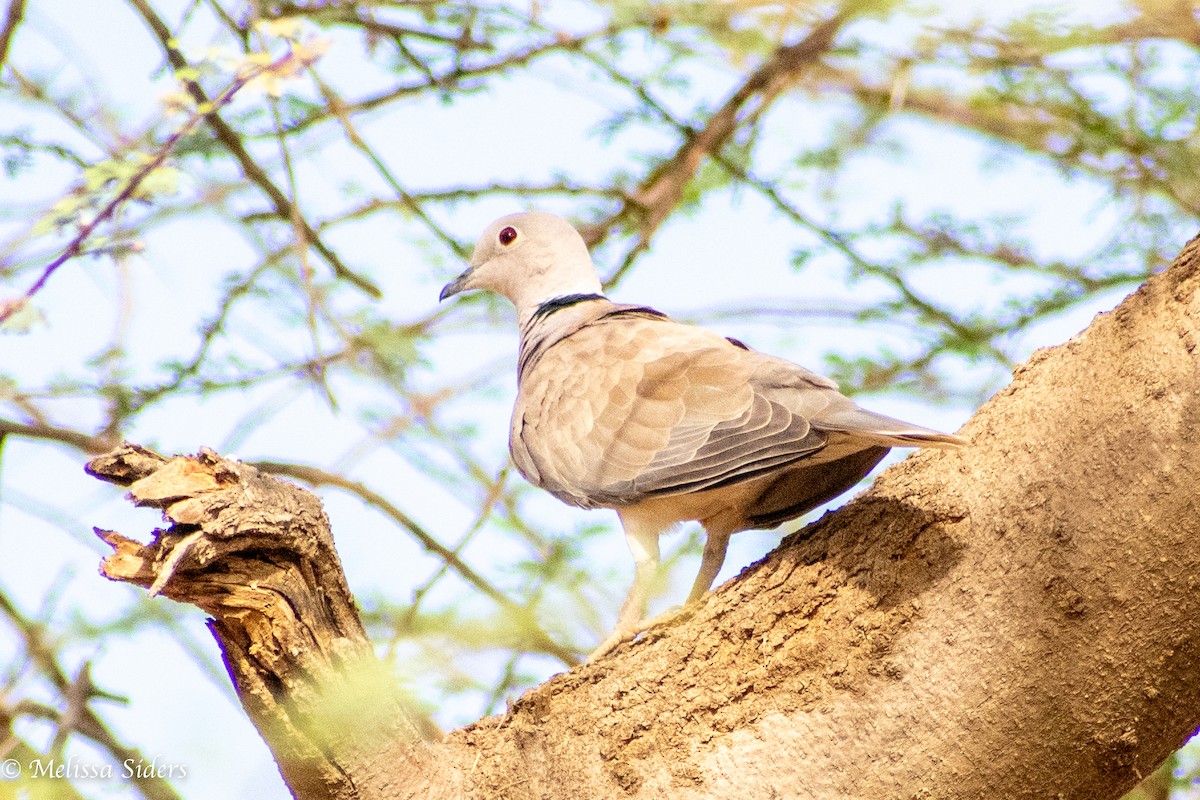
[87,234,1200,797]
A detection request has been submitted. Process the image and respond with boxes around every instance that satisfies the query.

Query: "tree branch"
[86,445,446,799]
[0,418,116,454]
[0,0,25,72]
[599,5,862,286]
[86,233,1200,796]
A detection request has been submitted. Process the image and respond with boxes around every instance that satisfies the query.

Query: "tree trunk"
[88,233,1200,799]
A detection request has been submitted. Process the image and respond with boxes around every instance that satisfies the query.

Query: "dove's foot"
[587,604,695,662]
[587,626,635,662]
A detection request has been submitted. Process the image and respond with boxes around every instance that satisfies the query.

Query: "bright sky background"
[2,1,1193,798]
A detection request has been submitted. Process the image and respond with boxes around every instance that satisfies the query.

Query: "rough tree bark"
[88,234,1200,799]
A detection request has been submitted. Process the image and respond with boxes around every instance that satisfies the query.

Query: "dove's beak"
[439,267,473,301]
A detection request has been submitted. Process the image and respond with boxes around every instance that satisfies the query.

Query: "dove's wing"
[510,308,961,510]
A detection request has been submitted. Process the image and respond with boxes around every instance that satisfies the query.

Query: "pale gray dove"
[441,211,965,657]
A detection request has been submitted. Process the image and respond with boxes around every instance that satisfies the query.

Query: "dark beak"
[439,267,473,301]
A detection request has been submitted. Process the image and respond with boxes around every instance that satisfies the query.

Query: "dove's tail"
[815,406,967,449]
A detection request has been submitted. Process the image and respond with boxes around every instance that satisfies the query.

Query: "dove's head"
[440,212,603,319]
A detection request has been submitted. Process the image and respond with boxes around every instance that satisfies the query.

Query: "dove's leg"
[590,520,661,660]
[616,523,661,631]
[687,523,733,603]
[638,522,735,635]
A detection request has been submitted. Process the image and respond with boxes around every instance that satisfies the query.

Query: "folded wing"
[512,313,962,511]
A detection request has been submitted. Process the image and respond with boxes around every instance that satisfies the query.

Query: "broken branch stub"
[86,444,437,800]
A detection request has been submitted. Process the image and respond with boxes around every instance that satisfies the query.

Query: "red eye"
[499,226,517,245]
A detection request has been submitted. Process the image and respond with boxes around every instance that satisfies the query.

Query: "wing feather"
[513,314,850,506]
[512,309,962,509]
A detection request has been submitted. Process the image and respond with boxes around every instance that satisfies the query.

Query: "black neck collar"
[529,293,606,322]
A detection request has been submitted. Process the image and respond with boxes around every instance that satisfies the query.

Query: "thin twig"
[310,70,469,258]
[0,418,115,453]
[251,460,581,666]
[0,0,26,71]
[126,0,381,298]
[0,47,302,325]
[0,591,183,800]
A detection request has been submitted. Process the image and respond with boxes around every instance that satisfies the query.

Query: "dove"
[441,211,965,657]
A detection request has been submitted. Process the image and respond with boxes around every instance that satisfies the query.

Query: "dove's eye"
[499,227,518,245]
